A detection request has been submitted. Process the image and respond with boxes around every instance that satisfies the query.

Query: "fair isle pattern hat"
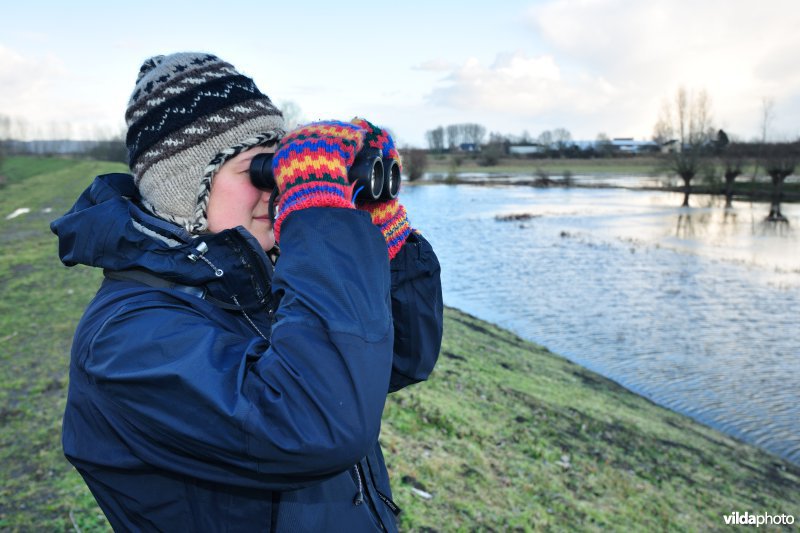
[125,52,285,233]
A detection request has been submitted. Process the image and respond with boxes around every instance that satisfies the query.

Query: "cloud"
[0,45,66,106]
[429,52,615,114]
[0,45,69,132]
[0,45,124,138]
[422,0,800,140]
[524,0,800,137]
[413,59,455,72]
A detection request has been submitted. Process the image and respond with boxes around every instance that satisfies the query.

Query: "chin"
[257,235,276,251]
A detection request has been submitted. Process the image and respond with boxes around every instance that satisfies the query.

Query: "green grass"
[0,156,89,186]
[0,157,125,532]
[383,310,800,531]
[425,155,664,176]
[422,154,800,201]
[1,156,798,531]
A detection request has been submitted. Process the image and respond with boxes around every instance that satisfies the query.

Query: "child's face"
[206,146,277,250]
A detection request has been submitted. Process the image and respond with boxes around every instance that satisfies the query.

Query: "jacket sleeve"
[387,231,443,393]
[72,209,393,491]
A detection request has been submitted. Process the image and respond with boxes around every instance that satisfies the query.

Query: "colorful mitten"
[272,121,365,242]
[350,117,412,260]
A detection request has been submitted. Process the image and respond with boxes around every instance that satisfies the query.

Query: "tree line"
[2,97,797,218]
[0,115,127,165]
[654,87,798,220]
[426,123,656,161]
[426,123,581,152]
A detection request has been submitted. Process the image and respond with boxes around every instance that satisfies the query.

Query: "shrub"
[478,144,504,166]
[403,148,428,182]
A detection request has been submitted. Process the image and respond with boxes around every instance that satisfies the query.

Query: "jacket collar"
[51,173,274,307]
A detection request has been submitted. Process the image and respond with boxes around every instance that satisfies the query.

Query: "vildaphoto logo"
[723,511,795,527]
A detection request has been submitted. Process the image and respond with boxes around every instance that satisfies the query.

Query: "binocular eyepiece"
[249,148,401,203]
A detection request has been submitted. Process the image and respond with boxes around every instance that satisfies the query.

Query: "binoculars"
[249,148,401,203]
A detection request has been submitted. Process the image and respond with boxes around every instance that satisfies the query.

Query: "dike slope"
[0,157,797,532]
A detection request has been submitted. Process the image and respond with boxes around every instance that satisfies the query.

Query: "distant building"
[503,137,662,156]
[508,143,545,156]
[610,138,660,154]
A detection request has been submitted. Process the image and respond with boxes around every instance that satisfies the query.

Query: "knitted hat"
[125,52,285,233]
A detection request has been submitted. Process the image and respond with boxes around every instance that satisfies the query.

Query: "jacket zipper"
[353,462,387,532]
[216,232,274,340]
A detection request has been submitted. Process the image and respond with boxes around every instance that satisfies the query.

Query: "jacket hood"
[51,173,273,303]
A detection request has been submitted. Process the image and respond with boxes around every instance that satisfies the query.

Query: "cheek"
[207,196,246,233]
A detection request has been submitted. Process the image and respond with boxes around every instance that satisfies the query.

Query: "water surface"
[403,183,800,463]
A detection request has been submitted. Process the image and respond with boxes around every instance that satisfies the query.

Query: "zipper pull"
[353,464,364,506]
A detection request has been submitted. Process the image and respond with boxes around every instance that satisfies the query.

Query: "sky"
[1,0,799,147]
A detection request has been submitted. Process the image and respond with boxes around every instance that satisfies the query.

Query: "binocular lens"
[385,160,401,199]
[350,149,385,201]
[369,159,384,198]
[250,153,276,191]
[248,147,402,206]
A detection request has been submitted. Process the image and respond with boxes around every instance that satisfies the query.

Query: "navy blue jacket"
[51,174,443,532]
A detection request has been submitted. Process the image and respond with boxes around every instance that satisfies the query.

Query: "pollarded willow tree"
[653,87,715,207]
[759,142,799,221]
[718,139,748,208]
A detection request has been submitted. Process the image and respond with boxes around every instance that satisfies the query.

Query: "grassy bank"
[422,154,800,202]
[1,157,799,531]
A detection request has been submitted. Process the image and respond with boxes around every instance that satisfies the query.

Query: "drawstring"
[353,463,364,506]
[187,242,224,277]
[188,242,267,341]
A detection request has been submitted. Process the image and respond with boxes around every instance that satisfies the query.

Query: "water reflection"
[675,212,692,237]
[757,219,792,238]
[403,183,800,464]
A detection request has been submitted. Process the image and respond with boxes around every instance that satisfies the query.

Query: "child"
[51,52,442,532]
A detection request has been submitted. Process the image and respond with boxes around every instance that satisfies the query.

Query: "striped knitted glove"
[272,121,365,243]
[350,118,412,260]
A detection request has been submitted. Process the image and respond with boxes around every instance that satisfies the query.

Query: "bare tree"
[426,126,445,153]
[760,98,775,143]
[537,130,553,152]
[751,97,775,180]
[652,101,673,145]
[655,87,715,206]
[595,133,614,158]
[488,132,509,144]
[87,127,128,163]
[718,140,747,208]
[462,123,486,147]
[12,117,29,142]
[552,128,572,155]
[446,124,460,151]
[759,142,798,221]
[0,114,10,139]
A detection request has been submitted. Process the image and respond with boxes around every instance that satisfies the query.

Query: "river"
[401,180,800,464]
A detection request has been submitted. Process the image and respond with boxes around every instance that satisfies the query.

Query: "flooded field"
[403,182,800,463]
